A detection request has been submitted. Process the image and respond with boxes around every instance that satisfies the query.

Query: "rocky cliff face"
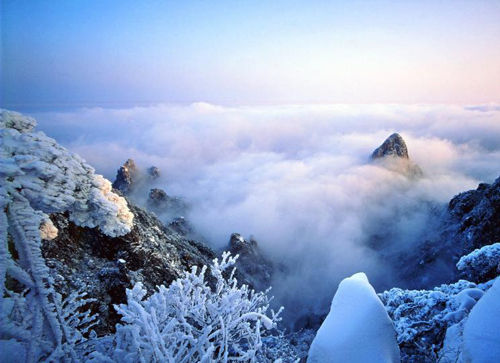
[42,200,217,335]
[399,176,500,288]
[226,233,275,292]
[448,177,500,254]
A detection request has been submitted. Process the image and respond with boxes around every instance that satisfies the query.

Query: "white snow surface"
[463,277,500,362]
[0,109,133,237]
[307,272,400,363]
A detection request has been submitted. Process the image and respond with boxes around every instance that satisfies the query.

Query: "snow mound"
[463,277,500,362]
[308,272,400,363]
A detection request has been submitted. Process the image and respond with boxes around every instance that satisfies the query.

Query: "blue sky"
[2,0,500,108]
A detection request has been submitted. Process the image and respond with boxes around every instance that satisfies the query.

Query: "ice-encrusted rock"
[457,243,500,283]
[0,109,134,359]
[112,158,138,194]
[308,273,400,363]
[0,109,133,238]
[380,279,491,362]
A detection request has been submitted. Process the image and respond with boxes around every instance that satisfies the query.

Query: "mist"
[31,103,500,320]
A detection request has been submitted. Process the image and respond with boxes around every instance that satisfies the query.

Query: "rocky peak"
[148,188,168,204]
[371,133,423,177]
[112,159,138,194]
[229,233,258,255]
[227,233,273,291]
[148,166,160,179]
[371,133,409,160]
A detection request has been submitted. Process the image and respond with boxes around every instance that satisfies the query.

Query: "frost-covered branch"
[93,252,282,362]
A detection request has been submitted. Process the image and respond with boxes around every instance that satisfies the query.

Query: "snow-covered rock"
[457,242,500,283]
[308,273,400,363]
[380,279,492,362]
[463,277,500,362]
[0,109,134,360]
[1,109,133,237]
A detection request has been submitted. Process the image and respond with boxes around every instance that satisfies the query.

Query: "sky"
[2,0,500,108]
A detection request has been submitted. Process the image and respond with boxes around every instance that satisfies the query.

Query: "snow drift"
[307,272,400,363]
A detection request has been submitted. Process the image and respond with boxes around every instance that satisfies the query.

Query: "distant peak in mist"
[371,133,409,160]
[371,133,423,178]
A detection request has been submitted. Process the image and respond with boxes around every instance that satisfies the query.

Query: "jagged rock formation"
[371,133,409,159]
[227,233,274,292]
[148,187,168,204]
[448,178,500,253]
[168,216,192,236]
[112,159,138,194]
[148,166,160,179]
[401,177,500,287]
[146,188,188,216]
[42,201,217,335]
[371,133,423,177]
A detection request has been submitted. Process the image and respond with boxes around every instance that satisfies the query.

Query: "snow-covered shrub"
[380,280,490,362]
[308,273,400,363]
[90,252,282,362]
[0,110,133,361]
[456,242,500,282]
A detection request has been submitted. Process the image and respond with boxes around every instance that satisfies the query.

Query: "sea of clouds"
[32,103,500,320]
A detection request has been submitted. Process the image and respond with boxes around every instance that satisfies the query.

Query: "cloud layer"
[32,103,500,319]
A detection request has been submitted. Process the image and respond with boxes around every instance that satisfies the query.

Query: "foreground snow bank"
[308,273,400,363]
[463,277,500,362]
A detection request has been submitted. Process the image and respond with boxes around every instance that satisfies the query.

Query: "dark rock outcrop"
[227,233,274,292]
[42,200,217,335]
[112,159,138,194]
[371,133,423,177]
[147,188,188,216]
[168,216,193,236]
[371,133,409,159]
[448,177,500,252]
[399,176,500,288]
[148,166,160,179]
[148,188,168,204]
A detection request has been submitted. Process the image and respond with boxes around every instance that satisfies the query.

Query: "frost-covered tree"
[89,252,282,362]
[0,110,133,361]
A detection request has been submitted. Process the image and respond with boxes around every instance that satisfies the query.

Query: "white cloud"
[32,103,500,318]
